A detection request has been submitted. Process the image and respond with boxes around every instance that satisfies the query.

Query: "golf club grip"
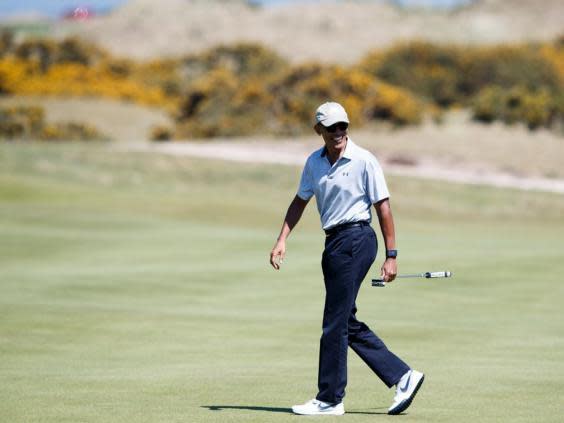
[371,279,386,287]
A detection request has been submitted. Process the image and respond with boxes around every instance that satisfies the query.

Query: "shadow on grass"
[202,405,388,415]
[203,405,291,414]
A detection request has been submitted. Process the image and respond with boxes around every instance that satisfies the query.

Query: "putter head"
[426,271,452,278]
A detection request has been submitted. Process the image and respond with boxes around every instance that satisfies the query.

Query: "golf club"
[372,271,452,287]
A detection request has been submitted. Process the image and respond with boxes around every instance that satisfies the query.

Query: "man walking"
[269,102,424,416]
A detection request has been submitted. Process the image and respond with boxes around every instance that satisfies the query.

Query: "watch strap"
[386,249,398,259]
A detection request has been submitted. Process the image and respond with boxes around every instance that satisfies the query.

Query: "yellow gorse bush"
[365,82,424,126]
[360,41,562,103]
[360,41,464,107]
[358,39,563,131]
[540,44,564,86]
[0,35,174,108]
[1,33,562,138]
[5,60,170,107]
[0,58,35,93]
[261,63,424,136]
[176,67,277,138]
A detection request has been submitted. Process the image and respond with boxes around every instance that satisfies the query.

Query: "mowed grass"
[1,143,563,423]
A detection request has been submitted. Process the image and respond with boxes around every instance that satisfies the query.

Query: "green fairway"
[1,143,563,423]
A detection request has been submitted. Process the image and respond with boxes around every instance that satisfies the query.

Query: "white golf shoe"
[292,399,345,415]
[388,369,425,415]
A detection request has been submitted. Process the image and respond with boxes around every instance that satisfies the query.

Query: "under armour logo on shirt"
[342,172,349,176]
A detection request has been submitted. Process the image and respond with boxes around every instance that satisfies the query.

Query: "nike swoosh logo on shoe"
[400,373,412,393]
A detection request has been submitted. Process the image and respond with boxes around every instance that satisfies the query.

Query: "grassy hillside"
[1,143,563,422]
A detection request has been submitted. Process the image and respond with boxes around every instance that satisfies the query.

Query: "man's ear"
[314,123,322,135]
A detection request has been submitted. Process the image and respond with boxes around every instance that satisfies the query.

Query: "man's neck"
[326,137,348,165]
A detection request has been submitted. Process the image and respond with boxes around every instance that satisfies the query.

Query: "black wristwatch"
[386,249,398,259]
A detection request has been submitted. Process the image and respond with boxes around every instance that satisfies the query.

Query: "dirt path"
[119,140,564,194]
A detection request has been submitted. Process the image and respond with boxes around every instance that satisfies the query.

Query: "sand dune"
[58,0,564,63]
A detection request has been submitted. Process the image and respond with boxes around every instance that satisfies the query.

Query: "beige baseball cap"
[315,102,349,127]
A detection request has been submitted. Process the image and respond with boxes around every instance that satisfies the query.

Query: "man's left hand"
[381,258,397,282]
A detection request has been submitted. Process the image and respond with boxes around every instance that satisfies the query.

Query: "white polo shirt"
[297,138,390,231]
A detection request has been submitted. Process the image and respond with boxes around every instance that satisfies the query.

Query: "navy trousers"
[316,224,410,404]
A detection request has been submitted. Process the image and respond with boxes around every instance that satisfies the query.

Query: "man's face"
[318,122,348,151]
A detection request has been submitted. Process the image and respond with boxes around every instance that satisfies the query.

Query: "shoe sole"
[292,407,345,416]
[387,374,425,415]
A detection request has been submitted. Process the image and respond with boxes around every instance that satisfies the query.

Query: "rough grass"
[0,97,172,141]
[1,143,563,422]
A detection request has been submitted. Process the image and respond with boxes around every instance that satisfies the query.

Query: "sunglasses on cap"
[324,122,348,133]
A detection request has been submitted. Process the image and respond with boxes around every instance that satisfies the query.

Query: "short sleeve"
[297,158,314,201]
[364,156,390,204]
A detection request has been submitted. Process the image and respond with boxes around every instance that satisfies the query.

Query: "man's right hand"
[270,239,286,270]
[270,195,309,270]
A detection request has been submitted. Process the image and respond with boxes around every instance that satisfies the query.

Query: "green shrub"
[0,120,25,138]
[360,41,465,106]
[174,60,426,137]
[103,57,134,78]
[268,63,329,132]
[4,35,562,137]
[180,43,288,82]
[0,105,108,141]
[175,68,273,138]
[134,59,183,99]
[359,41,563,109]
[150,125,173,142]
[0,106,45,139]
[270,64,425,133]
[13,37,106,72]
[56,37,105,65]
[39,122,108,141]
[175,44,286,137]
[463,46,562,94]
[0,31,14,58]
[14,38,57,72]
[472,86,559,129]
